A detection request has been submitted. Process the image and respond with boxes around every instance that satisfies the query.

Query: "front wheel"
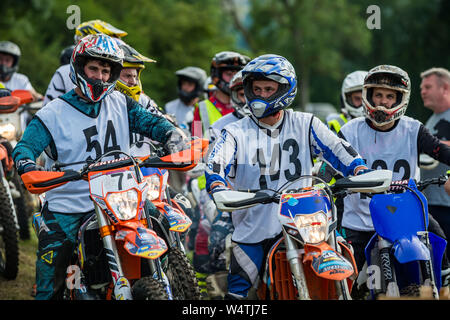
[132,276,169,300]
[166,247,201,300]
[0,181,19,280]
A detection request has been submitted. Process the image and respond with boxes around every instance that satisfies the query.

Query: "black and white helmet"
[0,41,21,81]
[210,51,250,95]
[341,70,368,119]
[362,65,410,126]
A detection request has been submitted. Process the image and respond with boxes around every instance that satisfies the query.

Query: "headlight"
[0,123,16,141]
[144,175,161,201]
[106,189,138,220]
[294,211,327,244]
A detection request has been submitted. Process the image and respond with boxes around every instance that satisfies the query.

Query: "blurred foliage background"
[1,0,449,122]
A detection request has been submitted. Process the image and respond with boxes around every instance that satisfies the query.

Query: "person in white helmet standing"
[326,70,368,134]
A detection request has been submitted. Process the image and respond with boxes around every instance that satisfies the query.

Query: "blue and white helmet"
[242,54,297,119]
[70,33,124,102]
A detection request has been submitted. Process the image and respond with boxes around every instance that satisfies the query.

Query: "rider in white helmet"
[326,70,368,134]
[338,64,450,296]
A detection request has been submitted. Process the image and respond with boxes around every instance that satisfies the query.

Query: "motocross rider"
[12,34,186,300]
[205,54,370,299]
[337,65,450,294]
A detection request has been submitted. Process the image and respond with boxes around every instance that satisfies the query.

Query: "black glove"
[16,159,45,175]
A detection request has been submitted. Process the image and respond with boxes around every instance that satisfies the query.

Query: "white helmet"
[229,70,251,118]
[341,70,368,118]
[362,65,410,126]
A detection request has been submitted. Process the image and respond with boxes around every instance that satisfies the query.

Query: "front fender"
[392,235,430,264]
[116,221,167,259]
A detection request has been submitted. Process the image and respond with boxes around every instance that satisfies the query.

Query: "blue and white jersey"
[340,116,421,231]
[209,112,241,145]
[206,109,366,243]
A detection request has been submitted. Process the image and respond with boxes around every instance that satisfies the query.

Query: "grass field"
[0,226,37,300]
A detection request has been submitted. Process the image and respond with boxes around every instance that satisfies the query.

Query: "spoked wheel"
[132,276,169,300]
[166,247,201,300]
[0,181,19,280]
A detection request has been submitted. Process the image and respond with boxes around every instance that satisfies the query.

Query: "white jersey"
[206,109,366,243]
[209,112,241,144]
[36,91,131,214]
[3,73,36,134]
[164,98,194,132]
[2,72,33,91]
[42,64,76,106]
[340,116,421,231]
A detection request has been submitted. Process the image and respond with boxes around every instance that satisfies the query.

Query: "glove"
[164,129,189,154]
[355,167,373,176]
[389,179,409,193]
[209,183,230,195]
[16,159,44,175]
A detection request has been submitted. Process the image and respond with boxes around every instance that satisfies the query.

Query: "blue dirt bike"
[363,176,448,299]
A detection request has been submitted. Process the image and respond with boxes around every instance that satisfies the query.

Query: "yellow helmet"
[74,19,128,43]
[115,42,156,102]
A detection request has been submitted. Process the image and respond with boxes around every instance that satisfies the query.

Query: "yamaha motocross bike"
[362,176,449,299]
[23,138,207,299]
[213,170,393,300]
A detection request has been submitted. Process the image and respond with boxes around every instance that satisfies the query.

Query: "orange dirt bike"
[0,90,35,279]
[133,140,201,299]
[214,170,392,300]
[0,89,41,240]
[23,138,208,300]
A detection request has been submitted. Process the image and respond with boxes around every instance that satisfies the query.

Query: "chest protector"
[36,91,131,213]
[340,116,421,231]
[225,109,314,243]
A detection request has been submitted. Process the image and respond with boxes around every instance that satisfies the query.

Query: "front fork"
[284,232,310,300]
[94,205,133,300]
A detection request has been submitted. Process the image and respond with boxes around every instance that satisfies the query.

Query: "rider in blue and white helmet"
[206,54,369,300]
[242,54,297,119]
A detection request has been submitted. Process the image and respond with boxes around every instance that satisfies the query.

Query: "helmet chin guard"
[362,65,410,126]
[242,54,297,119]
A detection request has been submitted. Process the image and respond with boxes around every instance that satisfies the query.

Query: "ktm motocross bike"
[361,176,449,299]
[213,170,392,300]
[136,140,200,299]
[0,90,35,280]
[0,89,41,240]
[23,138,207,300]
[142,167,200,299]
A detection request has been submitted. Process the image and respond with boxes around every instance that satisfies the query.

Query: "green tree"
[224,0,372,111]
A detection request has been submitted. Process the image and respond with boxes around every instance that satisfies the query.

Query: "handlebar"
[389,176,448,193]
[21,138,208,194]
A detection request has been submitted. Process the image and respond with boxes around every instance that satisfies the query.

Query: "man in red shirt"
[191,51,250,140]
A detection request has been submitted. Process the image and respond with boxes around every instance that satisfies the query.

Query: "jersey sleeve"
[12,117,53,170]
[126,95,176,144]
[418,124,450,166]
[309,116,366,177]
[205,128,237,192]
